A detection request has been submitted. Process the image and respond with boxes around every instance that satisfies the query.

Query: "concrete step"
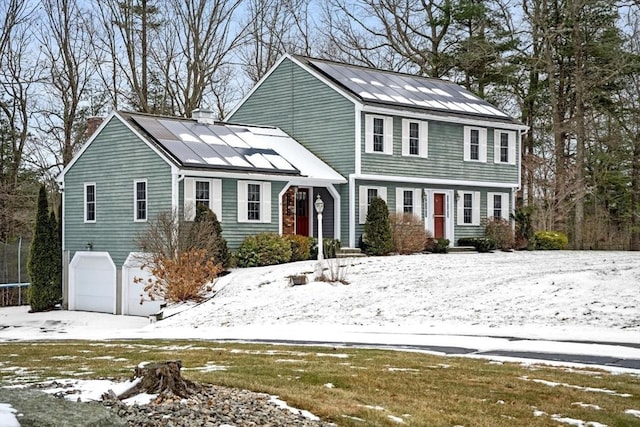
[448,246,477,253]
[336,247,366,258]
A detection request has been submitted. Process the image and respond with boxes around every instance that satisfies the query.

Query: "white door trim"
[423,189,455,244]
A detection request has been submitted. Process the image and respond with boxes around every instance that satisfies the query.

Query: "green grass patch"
[1,340,639,426]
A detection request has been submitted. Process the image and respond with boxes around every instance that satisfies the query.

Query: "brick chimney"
[85,116,104,139]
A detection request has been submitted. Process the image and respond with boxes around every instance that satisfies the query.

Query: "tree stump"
[111,360,199,401]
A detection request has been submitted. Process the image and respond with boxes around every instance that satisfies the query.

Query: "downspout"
[350,104,362,248]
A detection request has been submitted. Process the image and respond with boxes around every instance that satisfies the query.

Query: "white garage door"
[122,253,164,317]
[69,252,116,314]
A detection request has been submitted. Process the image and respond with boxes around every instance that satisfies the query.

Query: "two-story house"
[58,54,525,316]
[228,55,527,248]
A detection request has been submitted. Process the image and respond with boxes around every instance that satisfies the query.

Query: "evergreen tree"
[363,197,393,256]
[192,204,230,267]
[27,185,61,312]
[49,210,62,302]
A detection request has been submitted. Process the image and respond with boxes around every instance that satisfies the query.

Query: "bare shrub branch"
[389,212,428,254]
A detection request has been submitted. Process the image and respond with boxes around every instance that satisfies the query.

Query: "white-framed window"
[84,183,96,223]
[487,192,510,220]
[456,190,480,225]
[196,181,210,208]
[395,188,422,217]
[463,126,487,162]
[365,114,393,154]
[133,179,147,222]
[401,119,428,157]
[359,185,387,224]
[494,130,516,165]
[238,181,271,223]
[184,177,222,221]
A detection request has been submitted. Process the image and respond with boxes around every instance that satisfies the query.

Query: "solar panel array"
[309,59,509,119]
[130,115,299,174]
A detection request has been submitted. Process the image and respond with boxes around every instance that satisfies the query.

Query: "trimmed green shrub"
[27,185,62,312]
[425,238,450,253]
[362,197,393,256]
[458,237,497,253]
[283,234,312,262]
[235,233,292,267]
[484,217,514,250]
[534,231,568,250]
[310,238,341,259]
[193,205,230,267]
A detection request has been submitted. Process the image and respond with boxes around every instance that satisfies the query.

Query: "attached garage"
[122,253,164,317]
[69,252,117,314]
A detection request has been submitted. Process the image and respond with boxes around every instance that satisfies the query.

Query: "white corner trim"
[348,174,356,248]
[277,184,289,236]
[171,166,180,214]
[355,104,362,175]
[325,184,341,240]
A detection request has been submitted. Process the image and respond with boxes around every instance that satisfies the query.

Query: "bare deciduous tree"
[323,0,455,76]
[37,0,100,170]
[96,0,163,113]
[240,0,316,83]
[158,0,246,117]
[0,0,40,239]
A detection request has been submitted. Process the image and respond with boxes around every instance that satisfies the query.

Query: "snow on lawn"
[0,251,639,370]
[0,251,638,425]
[154,251,640,340]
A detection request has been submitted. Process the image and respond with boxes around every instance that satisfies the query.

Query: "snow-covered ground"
[1,251,639,426]
[1,251,639,346]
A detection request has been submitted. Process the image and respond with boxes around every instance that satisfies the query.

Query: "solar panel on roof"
[132,116,177,140]
[309,59,512,120]
[128,114,313,175]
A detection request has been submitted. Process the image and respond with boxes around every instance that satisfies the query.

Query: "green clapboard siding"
[229,58,355,178]
[354,179,514,247]
[178,177,287,250]
[63,117,173,266]
[361,114,519,184]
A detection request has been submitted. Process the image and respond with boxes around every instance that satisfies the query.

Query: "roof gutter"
[362,105,529,131]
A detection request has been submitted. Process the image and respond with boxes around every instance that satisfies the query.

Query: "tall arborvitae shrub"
[193,205,230,267]
[49,210,62,301]
[362,197,393,256]
[27,186,61,312]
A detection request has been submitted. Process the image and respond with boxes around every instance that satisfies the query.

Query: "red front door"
[433,193,445,239]
[296,189,309,236]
